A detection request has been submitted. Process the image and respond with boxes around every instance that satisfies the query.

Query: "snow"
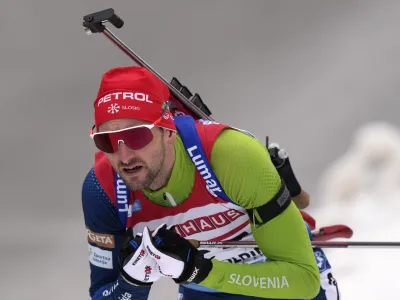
[308,121,400,299]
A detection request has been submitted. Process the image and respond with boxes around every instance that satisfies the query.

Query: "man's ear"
[169,130,177,141]
[163,128,177,144]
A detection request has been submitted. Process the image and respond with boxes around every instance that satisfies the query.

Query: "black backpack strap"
[246,179,292,227]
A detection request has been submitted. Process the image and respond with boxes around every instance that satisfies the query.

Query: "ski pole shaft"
[310,241,400,248]
[197,240,400,249]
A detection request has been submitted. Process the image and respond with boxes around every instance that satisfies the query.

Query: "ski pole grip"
[83,8,124,33]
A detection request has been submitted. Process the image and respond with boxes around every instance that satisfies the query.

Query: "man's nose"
[117,141,136,164]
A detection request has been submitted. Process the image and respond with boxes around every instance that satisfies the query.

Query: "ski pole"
[188,224,353,249]
[196,240,400,249]
[82,8,212,121]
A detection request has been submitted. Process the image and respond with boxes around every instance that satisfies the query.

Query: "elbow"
[303,262,321,299]
[308,273,321,299]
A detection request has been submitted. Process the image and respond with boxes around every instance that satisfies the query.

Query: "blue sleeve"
[82,168,151,300]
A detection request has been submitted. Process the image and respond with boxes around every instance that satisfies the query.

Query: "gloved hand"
[142,224,213,285]
[119,227,162,286]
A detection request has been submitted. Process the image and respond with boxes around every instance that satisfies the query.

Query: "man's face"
[98,118,167,191]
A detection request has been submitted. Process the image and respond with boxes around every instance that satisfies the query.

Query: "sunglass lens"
[93,126,155,153]
[93,134,114,153]
[122,127,154,150]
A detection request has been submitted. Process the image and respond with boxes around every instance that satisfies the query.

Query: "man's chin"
[121,173,150,191]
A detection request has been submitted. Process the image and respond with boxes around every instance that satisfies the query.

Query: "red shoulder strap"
[93,151,116,206]
[195,121,230,159]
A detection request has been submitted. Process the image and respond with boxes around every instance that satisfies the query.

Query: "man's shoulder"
[81,167,124,233]
[81,168,107,204]
[191,120,234,154]
[213,126,262,151]
[210,126,273,172]
[93,151,115,184]
[82,152,116,208]
[194,119,230,133]
[94,150,112,170]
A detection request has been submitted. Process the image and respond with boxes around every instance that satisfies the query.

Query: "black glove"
[119,227,162,286]
[267,139,302,197]
[142,224,213,284]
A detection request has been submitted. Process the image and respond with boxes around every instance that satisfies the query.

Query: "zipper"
[163,192,177,207]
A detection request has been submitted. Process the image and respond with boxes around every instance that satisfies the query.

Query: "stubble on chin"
[119,167,157,191]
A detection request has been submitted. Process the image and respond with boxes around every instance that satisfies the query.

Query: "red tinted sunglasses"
[89,115,167,153]
[89,102,173,153]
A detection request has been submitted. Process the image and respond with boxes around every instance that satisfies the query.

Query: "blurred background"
[1,0,400,299]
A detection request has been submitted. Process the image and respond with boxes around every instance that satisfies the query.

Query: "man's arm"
[81,168,151,300]
[198,128,320,299]
[267,142,310,209]
[292,189,310,209]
